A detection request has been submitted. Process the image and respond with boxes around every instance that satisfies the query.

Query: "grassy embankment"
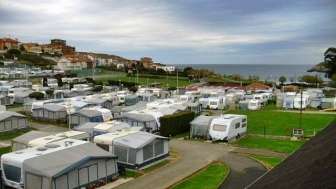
[249,155,283,169]
[171,162,229,189]
[230,105,335,154]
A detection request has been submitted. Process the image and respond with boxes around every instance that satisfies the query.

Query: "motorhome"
[208,96,226,110]
[209,114,247,141]
[248,99,262,110]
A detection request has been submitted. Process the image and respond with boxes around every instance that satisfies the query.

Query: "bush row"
[159,111,195,137]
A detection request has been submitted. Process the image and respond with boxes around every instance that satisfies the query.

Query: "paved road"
[115,140,267,189]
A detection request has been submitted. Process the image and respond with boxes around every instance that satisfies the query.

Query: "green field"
[73,69,193,88]
[249,155,283,169]
[237,135,304,154]
[172,162,229,189]
[229,107,335,136]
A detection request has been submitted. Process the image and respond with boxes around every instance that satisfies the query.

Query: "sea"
[174,64,323,81]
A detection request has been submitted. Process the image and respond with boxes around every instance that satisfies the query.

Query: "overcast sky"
[0,0,335,64]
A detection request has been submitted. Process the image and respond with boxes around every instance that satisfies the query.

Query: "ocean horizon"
[173,64,323,81]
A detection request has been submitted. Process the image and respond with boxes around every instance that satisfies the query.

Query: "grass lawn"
[74,69,193,88]
[229,106,335,136]
[0,128,33,141]
[121,170,143,178]
[0,146,11,155]
[236,135,304,154]
[172,162,229,189]
[249,155,283,169]
[142,160,170,173]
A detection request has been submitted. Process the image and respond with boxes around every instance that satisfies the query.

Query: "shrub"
[29,92,44,100]
[159,111,195,137]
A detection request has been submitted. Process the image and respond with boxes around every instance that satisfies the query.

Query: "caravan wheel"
[236,134,240,139]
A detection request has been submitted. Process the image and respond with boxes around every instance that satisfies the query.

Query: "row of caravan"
[190,114,247,141]
[278,91,336,110]
[2,124,169,189]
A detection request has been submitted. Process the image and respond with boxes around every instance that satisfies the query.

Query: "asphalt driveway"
[115,139,267,189]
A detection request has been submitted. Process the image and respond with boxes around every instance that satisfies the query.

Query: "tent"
[190,115,216,139]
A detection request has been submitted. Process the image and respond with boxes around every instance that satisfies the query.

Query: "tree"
[55,74,63,87]
[29,92,45,100]
[92,85,103,92]
[42,77,48,87]
[128,86,138,93]
[324,47,336,78]
[4,49,21,59]
[299,75,323,85]
[46,89,54,97]
[279,76,287,85]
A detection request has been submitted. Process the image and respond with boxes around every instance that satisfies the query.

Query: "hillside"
[79,52,134,64]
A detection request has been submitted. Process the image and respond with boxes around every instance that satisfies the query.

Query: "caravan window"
[210,101,217,105]
[3,164,21,183]
[242,123,247,128]
[213,124,227,131]
[242,118,247,122]
[235,123,240,129]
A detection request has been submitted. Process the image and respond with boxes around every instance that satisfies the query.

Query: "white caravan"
[117,91,128,104]
[293,94,310,109]
[199,98,210,109]
[252,94,268,105]
[1,139,87,189]
[248,99,262,110]
[209,114,247,141]
[208,96,226,110]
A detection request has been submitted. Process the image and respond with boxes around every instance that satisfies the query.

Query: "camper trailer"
[209,114,247,141]
[248,99,262,110]
[283,92,296,109]
[293,94,310,109]
[94,130,169,169]
[252,93,268,105]
[208,96,226,110]
[321,98,336,109]
[198,97,209,109]
[1,139,118,189]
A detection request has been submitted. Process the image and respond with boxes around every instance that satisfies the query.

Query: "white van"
[209,114,247,141]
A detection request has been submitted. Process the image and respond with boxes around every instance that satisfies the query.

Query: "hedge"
[107,80,137,87]
[159,111,195,137]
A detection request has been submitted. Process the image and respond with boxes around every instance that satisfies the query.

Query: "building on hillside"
[0,111,28,132]
[245,82,272,93]
[21,43,42,54]
[140,57,154,69]
[0,37,19,51]
[50,38,75,55]
[56,55,88,71]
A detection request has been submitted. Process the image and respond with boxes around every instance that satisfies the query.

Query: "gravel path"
[115,139,267,189]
